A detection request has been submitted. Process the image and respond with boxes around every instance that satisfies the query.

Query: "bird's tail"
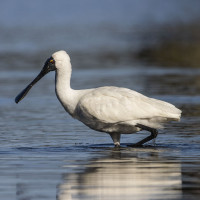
[149,97,182,120]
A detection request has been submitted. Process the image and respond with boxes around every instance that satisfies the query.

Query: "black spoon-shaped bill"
[15,70,47,103]
[15,57,56,104]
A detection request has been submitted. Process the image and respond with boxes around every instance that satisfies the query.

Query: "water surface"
[1,66,200,200]
[1,1,200,199]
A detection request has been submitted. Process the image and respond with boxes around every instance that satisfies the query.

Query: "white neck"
[54,58,93,117]
[55,62,76,116]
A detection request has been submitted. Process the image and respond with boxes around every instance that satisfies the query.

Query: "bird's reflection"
[57,148,182,200]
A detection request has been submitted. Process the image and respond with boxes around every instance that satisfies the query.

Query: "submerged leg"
[109,133,121,147]
[130,124,158,147]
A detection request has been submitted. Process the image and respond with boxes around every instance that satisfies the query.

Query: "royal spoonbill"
[15,50,181,147]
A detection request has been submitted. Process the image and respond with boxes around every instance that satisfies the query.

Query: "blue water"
[1,66,200,199]
[1,1,200,199]
[1,0,200,54]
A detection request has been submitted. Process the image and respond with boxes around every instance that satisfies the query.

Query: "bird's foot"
[152,138,156,146]
[127,143,143,148]
[114,142,120,148]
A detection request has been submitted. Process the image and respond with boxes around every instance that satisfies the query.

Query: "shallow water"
[0,1,200,199]
[1,66,200,200]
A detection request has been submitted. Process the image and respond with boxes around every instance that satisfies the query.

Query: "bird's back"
[74,86,181,133]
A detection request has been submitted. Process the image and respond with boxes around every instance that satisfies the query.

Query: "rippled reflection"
[1,61,200,200]
[58,151,182,200]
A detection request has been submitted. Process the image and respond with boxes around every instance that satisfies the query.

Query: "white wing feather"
[76,86,181,129]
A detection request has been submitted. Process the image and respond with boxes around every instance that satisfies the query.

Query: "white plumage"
[53,51,181,146]
[75,86,180,131]
[16,50,182,147]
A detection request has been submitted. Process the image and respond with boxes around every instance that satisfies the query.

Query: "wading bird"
[15,50,181,147]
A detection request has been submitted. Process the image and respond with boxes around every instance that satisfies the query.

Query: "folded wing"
[76,87,181,128]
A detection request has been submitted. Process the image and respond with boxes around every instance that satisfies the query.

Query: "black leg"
[129,124,158,147]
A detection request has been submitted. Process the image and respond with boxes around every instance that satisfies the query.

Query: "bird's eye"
[50,59,55,64]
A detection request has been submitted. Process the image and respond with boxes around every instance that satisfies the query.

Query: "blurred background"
[1,1,200,200]
[1,0,200,70]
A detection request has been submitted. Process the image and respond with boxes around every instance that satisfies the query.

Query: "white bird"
[15,50,182,147]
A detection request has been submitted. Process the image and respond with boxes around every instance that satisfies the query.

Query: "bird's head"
[15,50,69,103]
